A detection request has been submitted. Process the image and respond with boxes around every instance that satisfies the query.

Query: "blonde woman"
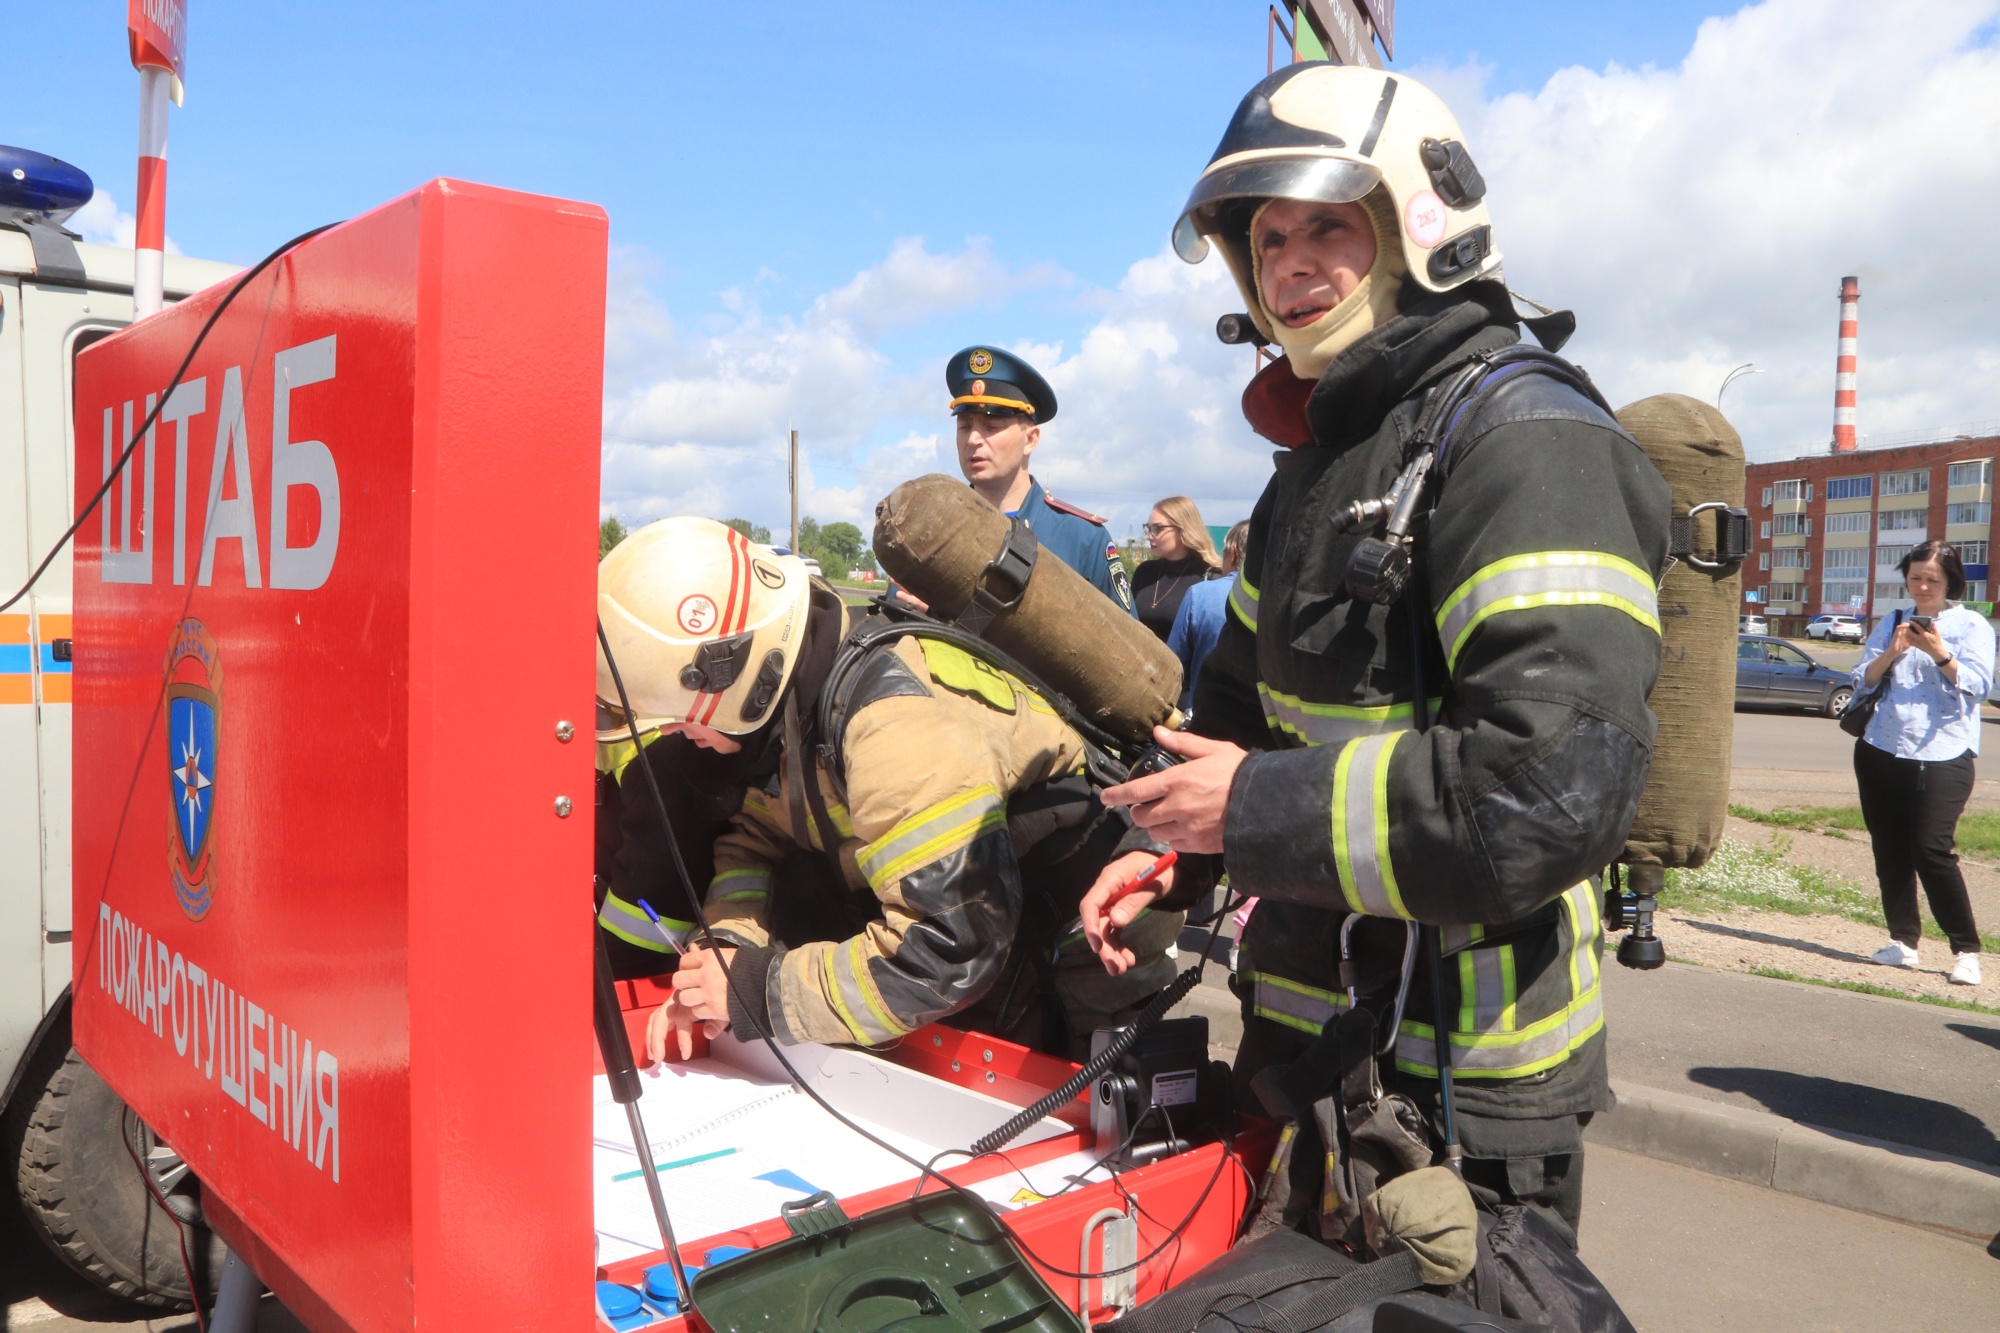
[1132,496,1221,642]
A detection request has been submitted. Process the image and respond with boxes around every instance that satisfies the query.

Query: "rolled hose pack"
[873,475,1184,748]
[1614,394,1745,878]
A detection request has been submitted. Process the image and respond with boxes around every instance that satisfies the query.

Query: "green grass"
[1661,837,2000,955]
[1741,966,2000,1017]
[1730,802,2000,860]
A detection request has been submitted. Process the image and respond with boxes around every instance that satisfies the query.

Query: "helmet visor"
[1173,155,1384,262]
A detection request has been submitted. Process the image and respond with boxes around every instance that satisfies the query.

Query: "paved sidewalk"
[1602,959,2000,1166]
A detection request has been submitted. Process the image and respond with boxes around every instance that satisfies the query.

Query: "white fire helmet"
[596,517,812,741]
[1172,62,1501,339]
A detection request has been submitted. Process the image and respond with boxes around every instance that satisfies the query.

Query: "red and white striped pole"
[1831,275,1859,453]
[127,0,188,321]
[133,64,170,319]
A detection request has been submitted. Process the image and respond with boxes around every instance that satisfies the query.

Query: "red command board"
[71,180,608,1333]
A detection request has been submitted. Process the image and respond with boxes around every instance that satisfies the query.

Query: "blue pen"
[636,899,693,954]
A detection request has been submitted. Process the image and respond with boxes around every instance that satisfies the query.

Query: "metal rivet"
[555,720,575,742]
[985,1072,996,1084]
[951,1060,961,1072]
[982,1049,993,1063]
[554,796,573,817]
[932,1034,943,1047]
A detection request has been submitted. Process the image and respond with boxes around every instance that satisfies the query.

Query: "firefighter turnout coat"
[702,631,1179,1053]
[1197,282,1670,1151]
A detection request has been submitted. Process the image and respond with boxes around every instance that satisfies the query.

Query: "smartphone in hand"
[1911,615,1935,632]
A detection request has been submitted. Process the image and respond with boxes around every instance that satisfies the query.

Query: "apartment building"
[1743,435,1999,636]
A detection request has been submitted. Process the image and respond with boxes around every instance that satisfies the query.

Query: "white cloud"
[69,189,181,255]
[1431,0,2000,460]
[603,0,2000,541]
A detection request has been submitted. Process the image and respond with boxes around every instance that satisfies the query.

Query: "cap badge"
[968,349,994,374]
[971,379,986,396]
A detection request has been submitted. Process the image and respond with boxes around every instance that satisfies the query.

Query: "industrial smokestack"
[1831,276,1859,452]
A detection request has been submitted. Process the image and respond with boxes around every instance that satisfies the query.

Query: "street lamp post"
[1718,363,1763,411]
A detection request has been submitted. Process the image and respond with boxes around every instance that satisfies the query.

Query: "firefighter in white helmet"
[594,517,1181,1058]
[1082,63,1671,1243]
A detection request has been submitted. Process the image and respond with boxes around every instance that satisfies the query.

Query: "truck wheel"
[10,1047,224,1309]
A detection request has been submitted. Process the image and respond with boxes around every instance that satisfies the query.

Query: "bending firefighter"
[593,517,1183,1062]
[1084,63,1670,1240]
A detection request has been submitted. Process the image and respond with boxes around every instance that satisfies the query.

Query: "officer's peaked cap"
[946,346,1057,424]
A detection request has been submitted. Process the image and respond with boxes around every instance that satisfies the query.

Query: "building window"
[1772,548,1808,569]
[1825,476,1873,500]
[1958,541,1989,565]
[1947,502,1990,526]
[1761,487,1774,508]
[1760,520,1771,539]
[1769,583,1801,603]
[1823,580,1868,607]
[1875,581,1909,601]
[1880,469,1930,497]
[1823,547,1869,573]
[1758,552,1770,571]
[1773,479,1805,503]
[1878,543,1915,568]
[1947,460,1993,488]
[1880,508,1928,532]
[1966,582,1989,602]
[1824,511,1872,535]
[1774,513,1810,535]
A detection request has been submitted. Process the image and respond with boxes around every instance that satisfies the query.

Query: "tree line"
[599,515,872,580]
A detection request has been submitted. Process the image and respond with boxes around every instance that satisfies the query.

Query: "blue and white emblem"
[165,618,223,920]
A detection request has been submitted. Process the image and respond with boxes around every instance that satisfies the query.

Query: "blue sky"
[7,2,1995,537]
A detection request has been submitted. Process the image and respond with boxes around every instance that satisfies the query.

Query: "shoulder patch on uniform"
[916,638,1019,714]
[1042,492,1106,525]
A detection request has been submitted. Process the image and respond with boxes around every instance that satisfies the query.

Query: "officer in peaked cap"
[944,345,1134,612]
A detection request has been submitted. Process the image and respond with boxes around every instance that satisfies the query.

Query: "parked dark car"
[1737,634,1853,717]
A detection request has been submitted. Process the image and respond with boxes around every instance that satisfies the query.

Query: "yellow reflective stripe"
[1459,944,1517,1034]
[597,894,691,954]
[819,943,874,1044]
[846,935,905,1041]
[1435,551,1661,670]
[1330,732,1411,920]
[597,729,662,783]
[1228,573,1260,632]
[709,867,773,904]
[1500,944,1519,1033]
[1257,685,1442,747]
[855,784,1008,890]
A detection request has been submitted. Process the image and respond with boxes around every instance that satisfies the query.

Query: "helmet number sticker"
[677,594,719,635]
[1405,190,1448,249]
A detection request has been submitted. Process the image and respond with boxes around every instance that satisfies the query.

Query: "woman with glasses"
[1131,496,1222,642]
[1852,540,1993,986]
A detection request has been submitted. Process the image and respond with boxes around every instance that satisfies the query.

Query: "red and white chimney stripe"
[1831,275,1859,453]
[133,63,170,320]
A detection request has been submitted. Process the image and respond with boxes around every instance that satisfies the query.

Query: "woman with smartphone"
[1853,540,1994,986]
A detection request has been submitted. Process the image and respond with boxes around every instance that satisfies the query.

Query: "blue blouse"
[1852,604,1996,760]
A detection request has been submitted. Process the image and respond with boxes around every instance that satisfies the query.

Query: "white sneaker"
[1950,953,1982,986]
[1871,941,1920,968]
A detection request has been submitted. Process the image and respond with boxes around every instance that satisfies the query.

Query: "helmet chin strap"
[1251,189,1408,381]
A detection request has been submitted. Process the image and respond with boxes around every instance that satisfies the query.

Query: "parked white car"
[1739,613,1769,635]
[1805,614,1867,643]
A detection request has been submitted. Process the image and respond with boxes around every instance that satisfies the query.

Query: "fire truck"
[2,145,240,1306]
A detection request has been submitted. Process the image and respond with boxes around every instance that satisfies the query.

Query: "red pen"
[1124,849,1177,893]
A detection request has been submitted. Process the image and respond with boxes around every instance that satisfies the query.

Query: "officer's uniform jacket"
[1015,477,1134,614]
[1197,284,1670,1145]
[705,634,1166,1048]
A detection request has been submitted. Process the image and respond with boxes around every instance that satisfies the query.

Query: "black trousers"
[1853,740,1983,954]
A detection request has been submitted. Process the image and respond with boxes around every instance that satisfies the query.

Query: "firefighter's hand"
[1101,728,1247,854]
[645,945,735,1062]
[1080,851,1174,976]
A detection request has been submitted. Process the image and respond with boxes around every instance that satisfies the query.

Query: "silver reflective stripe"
[1562,882,1601,996]
[855,784,1006,890]
[597,893,689,954]
[1439,923,1484,956]
[1331,732,1412,919]
[1458,945,1515,1033]
[1250,973,1350,1035]
[1229,573,1260,632]
[1393,989,1606,1078]
[1435,551,1661,669]
[820,936,904,1045]
[707,868,773,905]
[1258,686,1442,747]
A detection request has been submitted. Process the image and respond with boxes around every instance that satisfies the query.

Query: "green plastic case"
[689,1191,1086,1333]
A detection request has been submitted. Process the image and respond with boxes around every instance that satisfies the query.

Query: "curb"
[1588,1078,2000,1246]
